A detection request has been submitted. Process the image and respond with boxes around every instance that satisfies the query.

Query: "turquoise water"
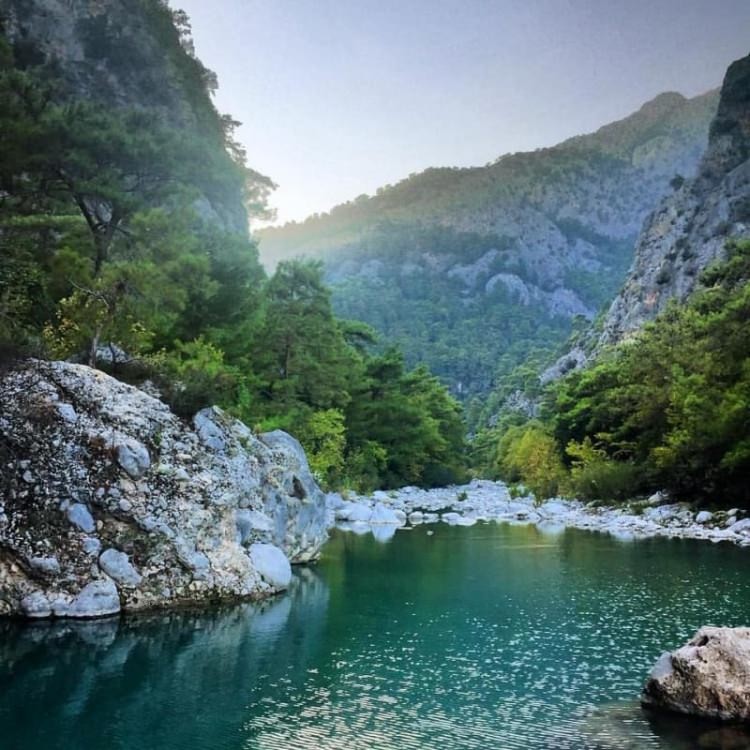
[2,523,750,750]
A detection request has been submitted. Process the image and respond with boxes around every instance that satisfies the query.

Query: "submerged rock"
[642,627,750,721]
[0,361,328,619]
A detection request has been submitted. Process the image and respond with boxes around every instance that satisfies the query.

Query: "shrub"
[566,438,640,502]
[497,422,568,499]
[148,337,240,419]
[295,409,347,490]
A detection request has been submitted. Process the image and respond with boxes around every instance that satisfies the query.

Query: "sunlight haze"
[176,0,750,225]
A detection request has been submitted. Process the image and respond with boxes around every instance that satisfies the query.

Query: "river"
[2,522,749,749]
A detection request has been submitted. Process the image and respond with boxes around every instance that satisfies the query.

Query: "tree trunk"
[87,324,102,369]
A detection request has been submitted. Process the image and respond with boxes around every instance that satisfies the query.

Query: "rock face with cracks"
[642,627,750,721]
[0,361,328,619]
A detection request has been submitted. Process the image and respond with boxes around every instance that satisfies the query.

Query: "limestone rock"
[0,360,327,619]
[66,579,121,618]
[369,503,405,525]
[249,543,292,590]
[98,549,142,588]
[67,503,95,533]
[601,54,750,345]
[335,502,373,523]
[642,627,750,721]
[115,438,150,479]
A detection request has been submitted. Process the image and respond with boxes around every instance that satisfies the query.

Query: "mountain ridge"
[258,87,719,411]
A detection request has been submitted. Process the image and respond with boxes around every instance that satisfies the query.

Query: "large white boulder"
[370,503,406,525]
[642,627,750,721]
[335,502,373,523]
[0,361,328,619]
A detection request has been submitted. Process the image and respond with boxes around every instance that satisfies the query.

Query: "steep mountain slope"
[512,53,750,506]
[601,54,750,343]
[259,91,718,404]
[1,0,249,232]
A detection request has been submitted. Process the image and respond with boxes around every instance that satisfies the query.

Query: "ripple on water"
[1,524,750,750]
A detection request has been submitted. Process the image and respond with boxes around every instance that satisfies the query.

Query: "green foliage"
[251,259,356,414]
[296,409,347,489]
[494,422,567,500]
[550,240,750,507]
[566,438,640,502]
[0,18,467,494]
[149,338,242,419]
[328,222,572,421]
[345,351,467,489]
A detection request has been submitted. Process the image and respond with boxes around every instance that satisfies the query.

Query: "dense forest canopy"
[0,9,466,493]
[474,240,750,508]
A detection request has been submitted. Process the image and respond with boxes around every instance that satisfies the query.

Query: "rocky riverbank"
[327,480,750,546]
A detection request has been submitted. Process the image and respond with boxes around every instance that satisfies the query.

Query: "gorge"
[1,1,750,748]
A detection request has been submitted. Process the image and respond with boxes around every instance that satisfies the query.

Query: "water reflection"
[0,568,329,750]
[1,524,749,750]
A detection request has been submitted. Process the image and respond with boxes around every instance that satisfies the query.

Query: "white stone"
[336,502,373,523]
[67,578,120,618]
[82,537,102,556]
[695,511,713,524]
[98,549,142,588]
[249,543,292,590]
[235,509,274,544]
[538,500,570,516]
[370,503,405,525]
[67,503,95,533]
[116,437,150,479]
[28,556,61,575]
[21,591,52,618]
[730,518,750,534]
[56,403,77,423]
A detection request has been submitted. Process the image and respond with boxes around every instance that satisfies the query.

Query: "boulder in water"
[642,627,750,721]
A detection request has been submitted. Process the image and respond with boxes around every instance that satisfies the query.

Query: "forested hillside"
[476,52,750,509]
[0,0,466,492]
[259,90,718,419]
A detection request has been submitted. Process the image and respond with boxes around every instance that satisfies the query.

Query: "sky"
[175,0,750,226]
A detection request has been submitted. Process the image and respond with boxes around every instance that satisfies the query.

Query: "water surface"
[2,523,749,749]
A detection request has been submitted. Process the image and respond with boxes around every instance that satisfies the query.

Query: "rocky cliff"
[261,90,717,275]
[0,361,328,618]
[601,53,750,343]
[0,0,248,233]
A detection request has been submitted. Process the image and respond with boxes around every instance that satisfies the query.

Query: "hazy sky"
[175,0,750,226]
